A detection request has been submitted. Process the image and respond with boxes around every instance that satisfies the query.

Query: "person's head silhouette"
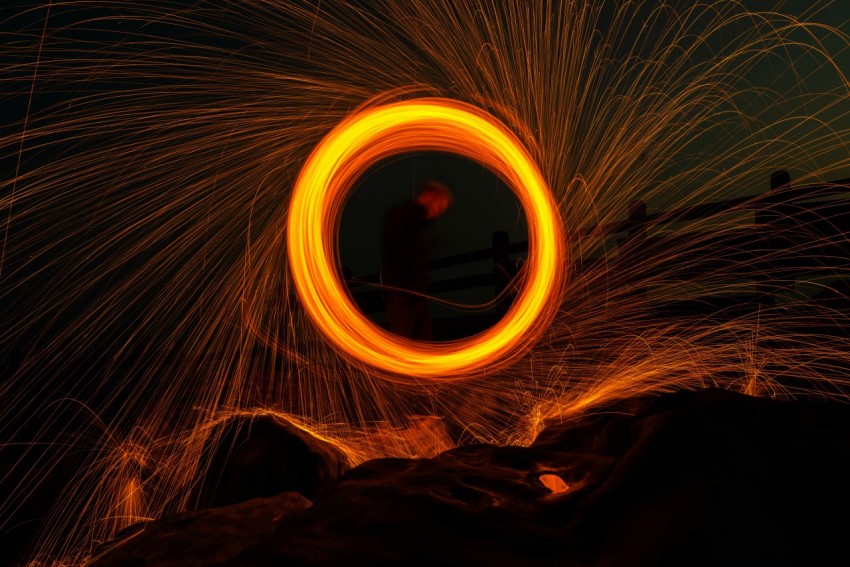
[415,181,453,220]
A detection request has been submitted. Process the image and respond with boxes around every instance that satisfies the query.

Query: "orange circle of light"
[287,98,565,379]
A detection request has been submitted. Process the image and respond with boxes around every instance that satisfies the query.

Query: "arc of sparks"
[286,98,565,379]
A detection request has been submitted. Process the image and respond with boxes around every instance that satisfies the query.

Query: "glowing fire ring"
[287,98,565,379]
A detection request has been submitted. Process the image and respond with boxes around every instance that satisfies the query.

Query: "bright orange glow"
[286,98,565,379]
[539,473,570,494]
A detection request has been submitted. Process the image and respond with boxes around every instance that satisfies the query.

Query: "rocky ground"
[76,389,850,565]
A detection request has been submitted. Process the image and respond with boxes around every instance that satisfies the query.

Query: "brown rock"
[87,389,850,566]
[192,414,349,508]
[90,491,311,567]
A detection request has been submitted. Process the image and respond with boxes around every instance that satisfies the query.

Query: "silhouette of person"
[382,181,453,340]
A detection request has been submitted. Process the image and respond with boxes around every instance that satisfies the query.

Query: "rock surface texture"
[92,389,850,566]
[192,414,350,508]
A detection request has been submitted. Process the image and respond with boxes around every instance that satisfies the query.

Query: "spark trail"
[0,1,849,563]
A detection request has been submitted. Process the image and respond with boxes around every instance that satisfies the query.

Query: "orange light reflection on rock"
[539,473,570,494]
[287,98,565,380]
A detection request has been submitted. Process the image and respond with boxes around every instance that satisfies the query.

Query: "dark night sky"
[339,152,526,320]
[337,0,850,319]
[1,1,849,336]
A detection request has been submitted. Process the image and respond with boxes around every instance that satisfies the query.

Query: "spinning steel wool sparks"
[1,1,849,564]
[287,98,564,378]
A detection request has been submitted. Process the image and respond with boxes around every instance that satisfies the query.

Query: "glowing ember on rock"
[538,473,570,494]
[287,98,565,379]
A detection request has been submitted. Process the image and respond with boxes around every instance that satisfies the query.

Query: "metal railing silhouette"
[346,172,850,326]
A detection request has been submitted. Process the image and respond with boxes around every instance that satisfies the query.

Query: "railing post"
[755,171,792,306]
[493,230,514,317]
